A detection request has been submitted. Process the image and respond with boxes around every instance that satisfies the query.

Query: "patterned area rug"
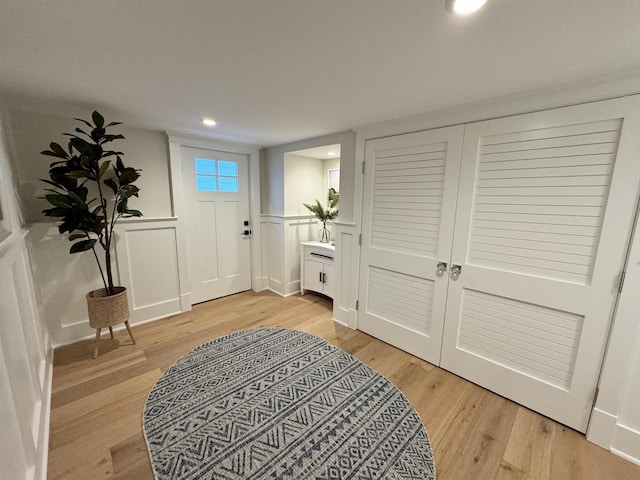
[143,328,436,479]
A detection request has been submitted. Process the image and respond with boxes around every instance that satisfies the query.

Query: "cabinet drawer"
[303,247,335,262]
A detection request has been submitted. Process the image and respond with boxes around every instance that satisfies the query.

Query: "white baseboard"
[36,343,54,480]
[180,293,192,312]
[588,407,640,465]
[131,298,182,323]
[332,316,349,328]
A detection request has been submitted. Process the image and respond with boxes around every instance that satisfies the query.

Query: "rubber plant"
[303,188,339,243]
[40,111,142,296]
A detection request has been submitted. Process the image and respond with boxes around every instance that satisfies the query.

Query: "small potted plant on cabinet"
[40,111,142,358]
[303,188,339,243]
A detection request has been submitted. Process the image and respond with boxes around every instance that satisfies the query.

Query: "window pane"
[218,160,237,177]
[195,158,216,175]
[219,176,238,192]
[196,175,218,191]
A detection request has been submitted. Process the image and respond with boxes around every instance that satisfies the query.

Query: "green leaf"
[50,142,68,157]
[41,141,70,159]
[101,134,125,142]
[44,194,72,208]
[40,178,64,190]
[43,207,69,217]
[70,239,97,254]
[101,151,124,159]
[67,190,89,208]
[106,121,123,127]
[74,117,94,129]
[119,184,140,198]
[122,209,143,217]
[67,170,91,179]
[98,160,111,179]
[118,168,140,185]
[116,199,127,214]
[69,233,86,241]
[92,111,105,128]
[103,177,118,195]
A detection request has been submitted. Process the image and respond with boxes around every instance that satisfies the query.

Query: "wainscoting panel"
[333,222,356,328]
[258,218,270,290]
[285,217,318,296]
[267,218,284,292]
[116,220,182,323]
[259,215,321,297]
[0,233,52,480]
[30,218,188,347]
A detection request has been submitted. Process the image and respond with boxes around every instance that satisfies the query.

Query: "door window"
[195,158,238,192]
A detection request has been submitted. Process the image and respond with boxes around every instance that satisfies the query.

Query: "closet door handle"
[319,272,323,283]
[436,262,448,275]
[450,264,462,280]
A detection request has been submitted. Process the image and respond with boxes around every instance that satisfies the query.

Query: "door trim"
[167,133,262,310]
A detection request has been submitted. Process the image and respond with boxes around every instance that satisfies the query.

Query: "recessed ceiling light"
[446,0,487,15]
[202,118,217,127]
[326,151,337,157]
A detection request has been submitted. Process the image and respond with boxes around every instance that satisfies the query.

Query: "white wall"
[260,130,356,218]
[9,109,172,223]
[324,157,340,191]
[283,153,324,216]
[0,104,52,480]
[260,148,284,215]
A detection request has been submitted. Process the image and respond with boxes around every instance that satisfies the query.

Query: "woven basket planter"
[86,286,130,328]
[86,286,136,358]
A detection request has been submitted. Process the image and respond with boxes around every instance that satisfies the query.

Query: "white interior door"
[358,126,464,364]
[440,98,640,432]
[182,146,251,304]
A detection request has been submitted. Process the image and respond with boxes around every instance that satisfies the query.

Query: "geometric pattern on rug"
[143,327,436,479]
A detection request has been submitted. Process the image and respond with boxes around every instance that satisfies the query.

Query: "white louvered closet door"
[440,97,640,432]
[358,126,463,364]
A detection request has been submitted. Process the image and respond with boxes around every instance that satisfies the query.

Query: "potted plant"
[40,111,142,357]
[303,188,339,243]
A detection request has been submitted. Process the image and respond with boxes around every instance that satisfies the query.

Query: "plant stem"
[90,243,108,292]
[95,171,114,295]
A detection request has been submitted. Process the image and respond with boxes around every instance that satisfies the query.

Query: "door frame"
[167,133,262,311]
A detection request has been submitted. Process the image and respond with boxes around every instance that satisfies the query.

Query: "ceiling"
[2,1,640,147]
[288,144,341,160]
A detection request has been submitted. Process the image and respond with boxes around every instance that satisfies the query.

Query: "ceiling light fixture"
[445,0,487,15]
[202,118,217,127]
[326,151,337,157]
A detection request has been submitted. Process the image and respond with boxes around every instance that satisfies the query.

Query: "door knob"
[436,262,448,275]
[450,264,462,280]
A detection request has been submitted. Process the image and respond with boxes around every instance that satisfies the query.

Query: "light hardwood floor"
[49,290,640,479]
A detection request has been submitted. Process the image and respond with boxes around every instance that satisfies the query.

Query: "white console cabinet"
[300,241,335,299]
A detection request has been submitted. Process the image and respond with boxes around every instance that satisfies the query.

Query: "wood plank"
[48,290,640,480]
